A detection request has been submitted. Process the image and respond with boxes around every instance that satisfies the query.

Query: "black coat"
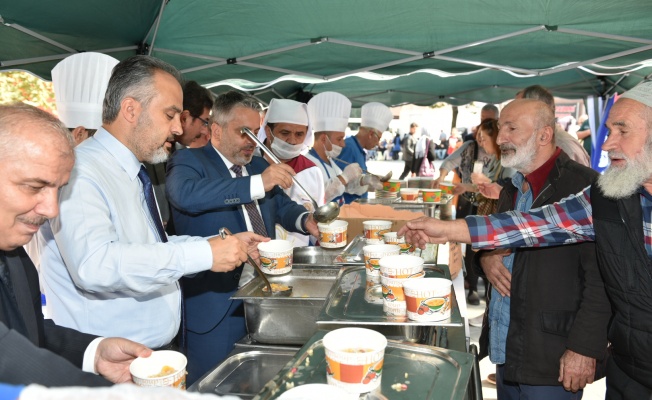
[592,185,652,389]
[0,247,110,387]
[475,151,611,385]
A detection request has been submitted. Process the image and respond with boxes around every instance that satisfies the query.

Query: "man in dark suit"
[0,103,151,387]
[166,90,319,383]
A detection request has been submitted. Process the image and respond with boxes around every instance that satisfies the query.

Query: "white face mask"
[325,134,343,158]
[270,131,303,160]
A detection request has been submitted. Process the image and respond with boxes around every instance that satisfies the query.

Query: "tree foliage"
[0,71,57,114]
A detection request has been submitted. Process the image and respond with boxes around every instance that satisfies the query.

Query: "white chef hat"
[257,98,313,147]
[52,52,119,129]
[361,102,393,132]
[620,79,652,108]
[307,92,351,133]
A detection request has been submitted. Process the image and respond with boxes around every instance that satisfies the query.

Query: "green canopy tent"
[1,0,651,106]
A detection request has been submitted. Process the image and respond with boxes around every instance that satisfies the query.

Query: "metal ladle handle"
[218,227,273,295]
[241,127,319,210]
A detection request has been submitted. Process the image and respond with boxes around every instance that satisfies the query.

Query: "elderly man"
[471,99,610,399]
[398,80,652,399]
[517,85,590,167]
[38,56,258,357]
[166,90,319,383]
[305,92,362,204]
[257,98,326,247]
[0,103,151,387]
[334,102,392,203]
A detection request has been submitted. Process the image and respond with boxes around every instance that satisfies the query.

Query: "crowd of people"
[2,50,651,400]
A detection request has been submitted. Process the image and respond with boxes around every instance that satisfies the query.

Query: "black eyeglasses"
[196,116,210,128]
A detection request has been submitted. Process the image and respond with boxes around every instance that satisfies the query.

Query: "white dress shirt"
[38,128,212,348]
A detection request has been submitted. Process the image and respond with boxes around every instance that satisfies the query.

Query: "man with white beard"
[470,99,609,400]
[397,79,652,399]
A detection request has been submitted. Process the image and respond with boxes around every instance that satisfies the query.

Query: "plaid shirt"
[466,185,652,258]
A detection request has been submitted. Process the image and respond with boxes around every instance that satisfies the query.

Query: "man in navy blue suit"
[166,91,319,383]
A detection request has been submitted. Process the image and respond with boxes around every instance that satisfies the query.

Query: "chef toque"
[361,102,393,132]
[52,52,119,129]
[620,79,652,108]
[307,92,351,133]
[258,98,312,147]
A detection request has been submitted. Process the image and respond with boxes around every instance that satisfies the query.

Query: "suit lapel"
[201,146,248,232]
[6,250,39,345]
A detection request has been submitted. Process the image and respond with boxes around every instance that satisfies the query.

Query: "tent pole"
[538,44,652,76]
[4,23,76,53]
[237,60,323,79]
[1,46,138,68]
[237,42,315,62]
[435,26,546,55]
[156,48,226,62]
[325,55,424,80]
[556,28,652,45]
[147,0,168,55]
[435,55,535,75]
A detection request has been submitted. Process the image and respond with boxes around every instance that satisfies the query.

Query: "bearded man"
[398,79,652,399]
[472,99,610,400]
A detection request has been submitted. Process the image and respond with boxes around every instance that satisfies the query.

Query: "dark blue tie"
[137,166,168,243]
[138,166,186,352]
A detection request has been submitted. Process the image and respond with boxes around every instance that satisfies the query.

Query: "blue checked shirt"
[466,185,652,262]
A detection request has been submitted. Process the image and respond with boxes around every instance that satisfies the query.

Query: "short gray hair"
[102,55,183,124]
[0,103,74,158]
[481,104,500,120]
[211,90,262,127]
[521,85,555,111]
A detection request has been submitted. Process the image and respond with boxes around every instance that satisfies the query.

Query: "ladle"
[219,227,292,297]
[331,157,393,183]
[241,127,340,224]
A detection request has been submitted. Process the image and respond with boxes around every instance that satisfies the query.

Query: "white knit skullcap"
[620,80,652,108]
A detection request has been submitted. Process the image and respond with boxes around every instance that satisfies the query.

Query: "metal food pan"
[189,346,297,398]
[232,267,340,345]
[254,330,474,400]
[316,264,463,348]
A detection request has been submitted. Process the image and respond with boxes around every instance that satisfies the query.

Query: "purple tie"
[230,165,268,236]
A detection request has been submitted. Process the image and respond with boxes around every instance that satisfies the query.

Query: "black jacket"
[475,151,611,385]
[0,247,110,387]
[592,186,652,389]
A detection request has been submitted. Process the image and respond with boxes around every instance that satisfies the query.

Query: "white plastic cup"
[363,220,393,244]
[130,350,187,389]
[379,254,424,278]
[318,220,348,248]
[380,271,425,317]
[323,328,387,394]
[363,244,400,277]
[257,239,293,275]
[403,278,453,322]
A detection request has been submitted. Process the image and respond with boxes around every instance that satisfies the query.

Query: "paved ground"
[365,158,607,400]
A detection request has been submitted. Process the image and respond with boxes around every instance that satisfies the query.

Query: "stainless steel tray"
[333,235,438,266]
[189,346,297,398]
[232,267,340,344]
[317,265,462,328]
[292,246,340,266]
[254,331,474,400]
